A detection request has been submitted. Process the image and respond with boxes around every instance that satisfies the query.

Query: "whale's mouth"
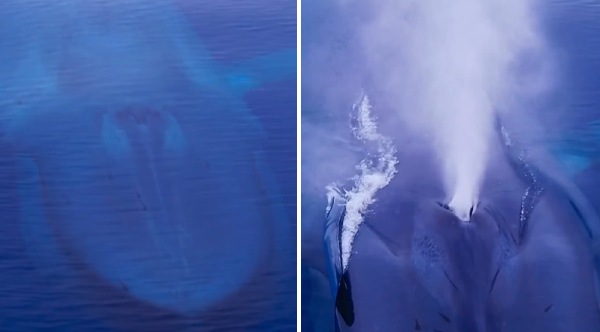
[23,107,270,315]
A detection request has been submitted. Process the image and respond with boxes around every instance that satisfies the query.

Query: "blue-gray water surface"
[302,1,600,331]
[0,1,296,331]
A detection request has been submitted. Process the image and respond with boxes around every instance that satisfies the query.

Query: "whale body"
[0,1,295,330]
[316,122,600,332]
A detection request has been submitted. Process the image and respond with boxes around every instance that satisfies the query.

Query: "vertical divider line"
[296,0,302,330]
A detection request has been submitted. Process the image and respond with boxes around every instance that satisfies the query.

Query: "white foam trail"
[328,93,398,269]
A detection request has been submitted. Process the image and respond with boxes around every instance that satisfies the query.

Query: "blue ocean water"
[302,1,600,331]
[0,1,296,331]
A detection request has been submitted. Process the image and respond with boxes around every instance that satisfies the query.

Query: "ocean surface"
[301,1,600,331]
[0,1,296,331]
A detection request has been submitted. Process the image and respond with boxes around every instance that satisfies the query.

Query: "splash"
[328,93,398,269]
[345,0,551,221]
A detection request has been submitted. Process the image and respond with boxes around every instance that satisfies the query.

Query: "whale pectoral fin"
[539,148,600,315]
[499,121,600,265]
[224,48,296,93]
[566,156,600,249]
[575,167,600,310]
[538,155,600,315]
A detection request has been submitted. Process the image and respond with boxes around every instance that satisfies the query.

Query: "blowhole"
[437,201,451,211]
[439,200,479,222]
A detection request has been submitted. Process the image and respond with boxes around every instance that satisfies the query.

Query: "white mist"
[350,0,547,220]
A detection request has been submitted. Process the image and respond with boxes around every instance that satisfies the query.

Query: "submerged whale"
[313,115,600,331]
[0,1,294,330]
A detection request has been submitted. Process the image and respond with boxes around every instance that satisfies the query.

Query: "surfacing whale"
[0,1,295,330]
[322,119,600,332]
